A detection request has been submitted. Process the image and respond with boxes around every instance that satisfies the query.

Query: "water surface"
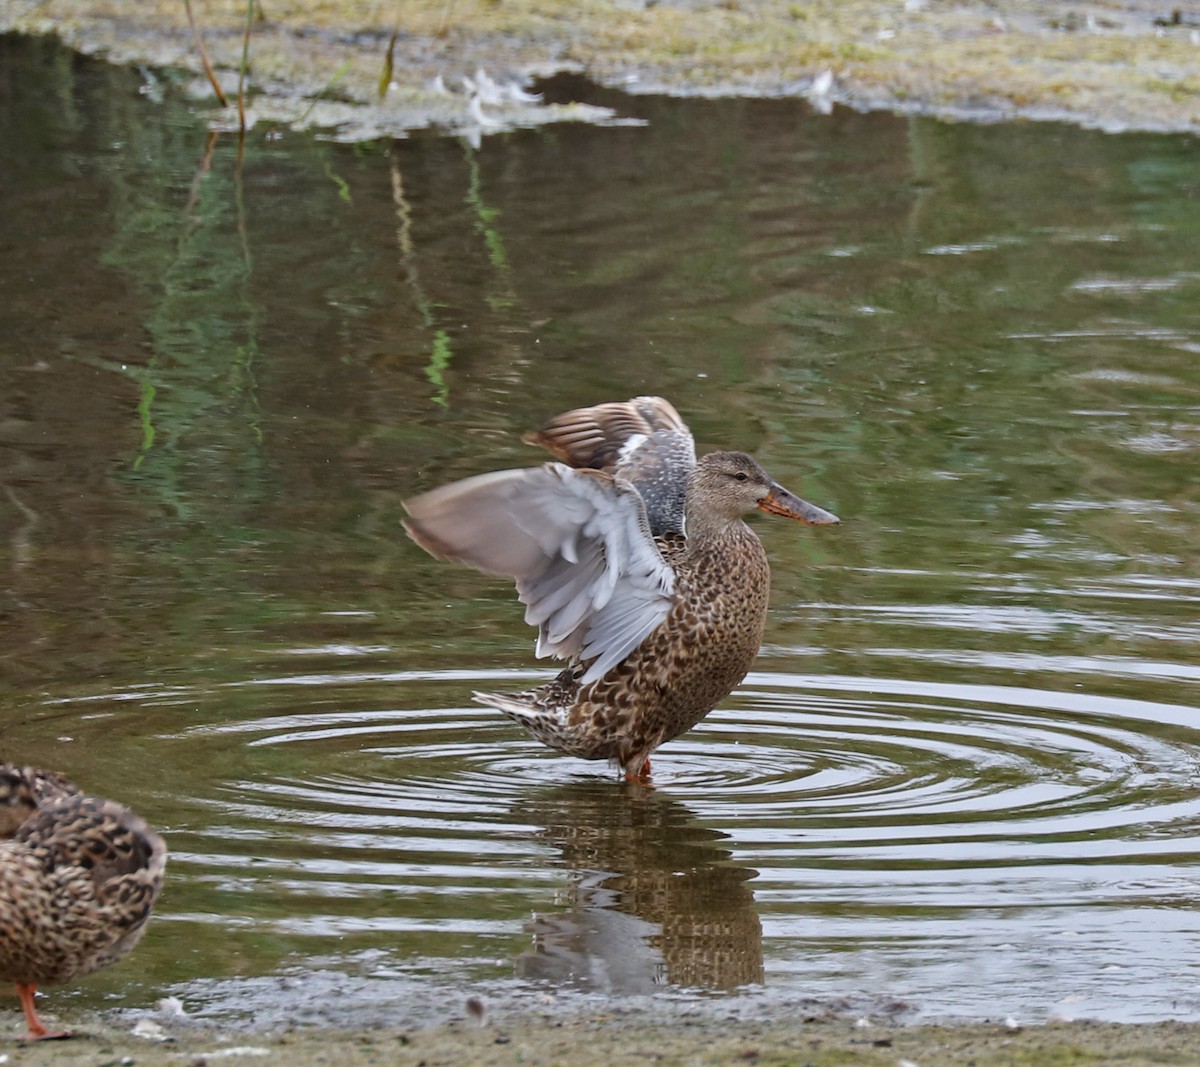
[2,35,1200,1028]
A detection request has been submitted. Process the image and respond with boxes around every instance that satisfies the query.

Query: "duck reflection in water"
[515,781,762,992]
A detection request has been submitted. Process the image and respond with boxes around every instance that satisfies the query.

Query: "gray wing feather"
[404,464,675,682]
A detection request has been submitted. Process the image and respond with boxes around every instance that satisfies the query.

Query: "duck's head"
[691,451,840,525]
[0,765,40,837]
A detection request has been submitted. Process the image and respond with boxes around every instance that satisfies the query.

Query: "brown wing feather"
[523,396,688,471]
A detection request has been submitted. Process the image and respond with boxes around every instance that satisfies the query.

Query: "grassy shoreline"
[1,1,1198,138]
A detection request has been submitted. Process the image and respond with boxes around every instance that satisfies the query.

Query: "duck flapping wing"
[404,463,675,684]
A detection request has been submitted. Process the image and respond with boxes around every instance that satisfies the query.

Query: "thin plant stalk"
[237,0,255,133]
[298,60,353,124]
[183,0,229,107]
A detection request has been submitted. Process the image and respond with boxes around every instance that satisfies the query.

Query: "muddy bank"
[1,0,1198,139]
[8,1008,1200,1066]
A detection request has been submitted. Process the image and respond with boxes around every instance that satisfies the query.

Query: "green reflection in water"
[462,139,514,310]
[390,154,453,407]
[101,136,264,510]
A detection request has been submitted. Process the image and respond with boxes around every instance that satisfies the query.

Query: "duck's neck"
[682,502,751,547]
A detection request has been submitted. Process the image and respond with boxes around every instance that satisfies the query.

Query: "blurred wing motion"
[404,463,675,683]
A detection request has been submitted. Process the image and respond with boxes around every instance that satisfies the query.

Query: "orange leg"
[17,983,71,1041]
[624,757,653,784]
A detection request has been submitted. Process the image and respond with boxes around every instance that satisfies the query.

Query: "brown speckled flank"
[404,397,839,783]
[0,764,166,1040]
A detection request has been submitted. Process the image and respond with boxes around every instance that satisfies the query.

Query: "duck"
[0,763,166,1041]
[403,396,840,783]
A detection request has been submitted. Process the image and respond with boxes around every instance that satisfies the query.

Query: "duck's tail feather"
[472,690,559,725]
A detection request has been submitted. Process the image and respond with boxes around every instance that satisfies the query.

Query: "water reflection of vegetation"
[102,135,264,513]
[389,155,451,407]
[388,139,521,408]
[462,141,514,311]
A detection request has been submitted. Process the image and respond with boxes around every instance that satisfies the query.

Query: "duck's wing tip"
[404,467,580,576]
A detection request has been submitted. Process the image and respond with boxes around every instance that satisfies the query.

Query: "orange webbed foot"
[24,1029,73,1042]
[16,983,72,1041]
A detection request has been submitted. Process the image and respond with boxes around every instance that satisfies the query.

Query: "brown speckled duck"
[403,396,840,783]
[0,764,166,1040]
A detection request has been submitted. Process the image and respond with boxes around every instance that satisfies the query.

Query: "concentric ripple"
[680,674,1200,835]
[96,664,1200,1024]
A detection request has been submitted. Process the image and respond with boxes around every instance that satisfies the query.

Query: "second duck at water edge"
[0,764,166,1041]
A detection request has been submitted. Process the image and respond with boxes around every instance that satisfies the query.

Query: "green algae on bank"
[1,0,1198,139]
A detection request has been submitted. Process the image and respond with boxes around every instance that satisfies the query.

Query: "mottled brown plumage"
[0,764,166,1040]
[403,397,839,782]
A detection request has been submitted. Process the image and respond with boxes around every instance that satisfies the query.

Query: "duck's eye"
[733,471,748,482]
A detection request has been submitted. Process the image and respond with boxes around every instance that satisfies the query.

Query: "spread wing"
[403,463,675,684]
[522,395,696,537]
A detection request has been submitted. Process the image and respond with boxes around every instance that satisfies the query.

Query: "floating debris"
[132,1018,169,1041]
[156,996,190,1018]
[806,68,835,114]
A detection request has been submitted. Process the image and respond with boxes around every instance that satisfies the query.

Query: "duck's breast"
[662,532,771,715]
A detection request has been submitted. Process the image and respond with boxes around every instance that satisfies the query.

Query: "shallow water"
[2,35,1200,1028]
